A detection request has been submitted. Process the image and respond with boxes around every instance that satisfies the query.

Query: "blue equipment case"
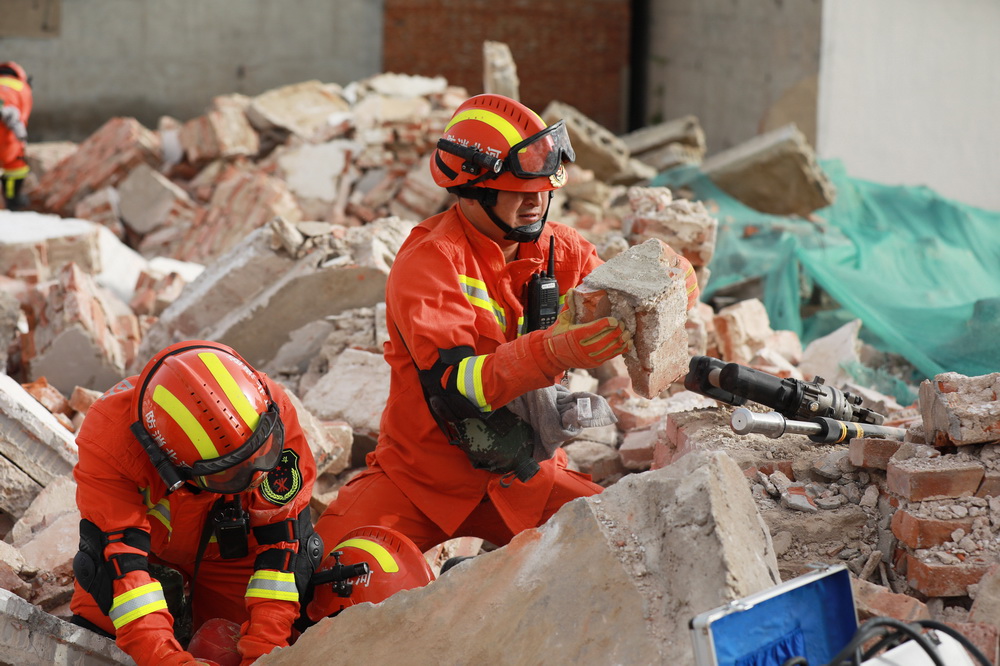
[690,563,858,666]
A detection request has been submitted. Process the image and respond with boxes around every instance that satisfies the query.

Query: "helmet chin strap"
[475,189,553,244]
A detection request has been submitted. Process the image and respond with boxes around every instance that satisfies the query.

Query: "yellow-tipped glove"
[541,291,632,370]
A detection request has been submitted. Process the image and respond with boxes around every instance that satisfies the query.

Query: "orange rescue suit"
[317,204,604,551]
[70,375,316,666]
[0,64,31,176]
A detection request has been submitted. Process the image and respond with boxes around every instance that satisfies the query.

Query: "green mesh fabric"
[653,159,1000,381]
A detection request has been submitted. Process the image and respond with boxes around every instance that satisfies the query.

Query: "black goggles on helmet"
[187,402,285,494]
[505,119,575,179]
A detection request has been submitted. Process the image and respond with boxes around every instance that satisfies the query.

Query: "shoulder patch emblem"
[259,449,302,506]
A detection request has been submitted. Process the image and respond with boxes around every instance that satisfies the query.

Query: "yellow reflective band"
[445,109,525,148]
[3,166,28,179]
[110,582,167,629]
[152,384,220,460]
[246,570,298,602]
[332,538,399,573]
[147,498,171,531]
[0,77,24,91]
[198,352,260,431]
[459,275,506,330]
[457,355,491,412]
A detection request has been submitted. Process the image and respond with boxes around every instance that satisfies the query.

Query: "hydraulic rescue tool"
[685,355,885,424]
[684,355,906,443]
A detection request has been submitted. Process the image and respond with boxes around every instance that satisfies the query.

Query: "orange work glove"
[541,291,632,370]
[664,246,700,311]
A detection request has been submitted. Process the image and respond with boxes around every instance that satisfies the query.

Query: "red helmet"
[430,93,575,194]
[132,340,284,494]
[306,525,434,622]
[0,61,28,83]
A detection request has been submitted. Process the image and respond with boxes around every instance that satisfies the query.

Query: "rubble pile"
[0,68,997,663]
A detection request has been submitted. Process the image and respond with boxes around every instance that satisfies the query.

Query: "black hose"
[826,617,946,666]
[915,620,994,666]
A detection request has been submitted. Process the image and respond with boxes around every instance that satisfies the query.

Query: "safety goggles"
[505,120,576,179]
[188,402,286,493]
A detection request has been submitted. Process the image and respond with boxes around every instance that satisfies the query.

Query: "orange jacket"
[71,374,315,666]
[0,62,31,172]
[373,204,602,535]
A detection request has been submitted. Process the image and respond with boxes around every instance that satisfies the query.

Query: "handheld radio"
[526,235,560,332]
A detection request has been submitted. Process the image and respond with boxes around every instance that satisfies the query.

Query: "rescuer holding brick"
[70,340,322,666]
[0,60,32,211]
[313,94,700,564]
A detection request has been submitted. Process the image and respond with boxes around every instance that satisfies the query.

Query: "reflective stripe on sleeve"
[109,582,168,629]
[246,570,299,602]
[457,355,491,413]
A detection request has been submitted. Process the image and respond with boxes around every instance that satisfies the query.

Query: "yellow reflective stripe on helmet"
[445,109,526,148]
[198,352,260,431]
[152,384,220,460]
[457,355,491,413]
[246,570,298,602]
[459,275,506,331]
[109,582,168,629]
[332,538,399,573]
[0,77,24,91]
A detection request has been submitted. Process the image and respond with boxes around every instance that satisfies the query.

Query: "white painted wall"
[818,0,1000,211]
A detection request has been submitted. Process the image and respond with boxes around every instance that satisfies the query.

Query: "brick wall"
[383,0,631,133]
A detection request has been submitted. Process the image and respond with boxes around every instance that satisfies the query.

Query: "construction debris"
[0,65,996,663]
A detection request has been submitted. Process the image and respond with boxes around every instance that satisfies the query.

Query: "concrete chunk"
[25,263,134,395]
[117,163,199,236]
[482,41,519,101]
[0,588,132,665]
[573,238,690,398]
[542,100,630,182]
[34,117,160,217]
[259,451,779,665]
[920,371,1000,447]
[0,372,78,488]
[302,348,390,436]
[246,80,350,142]
[179,104,260,164]
[702,123,836,217]
[623,186,719,268]
[621,115,706,171]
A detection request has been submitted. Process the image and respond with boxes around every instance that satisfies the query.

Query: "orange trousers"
[316,459,602,554]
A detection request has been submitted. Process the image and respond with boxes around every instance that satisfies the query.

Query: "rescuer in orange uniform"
[0,61,32,210]
[70,340,322,666]
[314,94,699,558]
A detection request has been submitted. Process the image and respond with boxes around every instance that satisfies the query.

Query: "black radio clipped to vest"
[526,235,560,332]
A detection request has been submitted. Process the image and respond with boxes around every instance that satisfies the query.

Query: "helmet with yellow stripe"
[305,525,434,621]
[131,340,284,494]
[431,93,574,194]
[431,94,576,243]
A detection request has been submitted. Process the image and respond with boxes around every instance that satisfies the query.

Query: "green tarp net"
[653,159,1000,383]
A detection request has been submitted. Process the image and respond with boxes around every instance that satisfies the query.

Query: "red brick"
[757,461,796,481]
[849,437,903,470]
[891,509,976,549]
[887,459,985,501]
[944,622,999,665]
[905,554,994,597]
[977,470,1000,498]
[852,577,930,623]
[619,428,658,471]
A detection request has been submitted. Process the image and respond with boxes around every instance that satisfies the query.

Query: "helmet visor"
[506,120,575,179]
[189,403,285,493]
